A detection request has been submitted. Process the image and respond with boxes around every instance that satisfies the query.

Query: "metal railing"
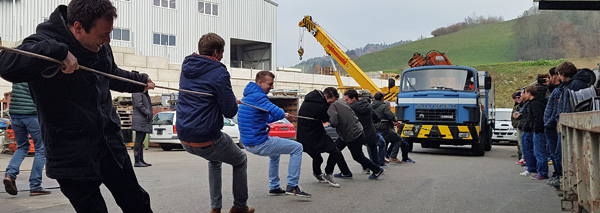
[559,111,600,212]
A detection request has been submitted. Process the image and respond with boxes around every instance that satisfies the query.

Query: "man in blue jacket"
[543,67,562,184]
[177,33,254,213]
[238,71,311,198]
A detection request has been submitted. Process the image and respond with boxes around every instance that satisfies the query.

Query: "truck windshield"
[401,69,475,92]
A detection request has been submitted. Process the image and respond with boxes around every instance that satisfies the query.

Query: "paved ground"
[1,143,563,213]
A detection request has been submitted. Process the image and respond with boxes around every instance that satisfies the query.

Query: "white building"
[0,0,277,70]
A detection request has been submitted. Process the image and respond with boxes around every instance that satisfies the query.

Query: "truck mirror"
[484,76,492,90]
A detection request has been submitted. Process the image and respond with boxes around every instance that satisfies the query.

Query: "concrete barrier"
[559,111,600,212]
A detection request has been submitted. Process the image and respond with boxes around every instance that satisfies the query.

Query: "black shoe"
[134,162,148,167]
[268,188,287,196]
[3,175,17,195]
[142,162,152,166]
[30,188,51,196]
[285,185,311,198]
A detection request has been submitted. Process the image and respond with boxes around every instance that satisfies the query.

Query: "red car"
[268,118,296,139]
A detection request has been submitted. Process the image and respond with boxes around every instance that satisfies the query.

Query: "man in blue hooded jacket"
[177,33,254,213]
[238,71,311,198]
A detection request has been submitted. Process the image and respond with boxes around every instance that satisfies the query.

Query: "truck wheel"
[471,141,485,156]
[484,125,493,151]
[160,144,173,151]
[430,142,440,149]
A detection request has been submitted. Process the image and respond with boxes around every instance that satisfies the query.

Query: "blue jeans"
[367,133,387,166]
[5,115,45,190]
[521,132,537,173]
[182,132,248,209]
[545,128,562,177]
[245,137,303,190]
[533,132,549,177]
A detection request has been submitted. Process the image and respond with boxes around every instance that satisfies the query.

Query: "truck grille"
[415,109,456,122]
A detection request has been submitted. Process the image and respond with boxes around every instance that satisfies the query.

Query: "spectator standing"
[511,91,524,165]
[177,33,254,213]
[544,67,562,185]
[528,86,549,180]
[3,82,49,196]
[238,71,311,198]
[518,87,537,177]
[132,89,153,167]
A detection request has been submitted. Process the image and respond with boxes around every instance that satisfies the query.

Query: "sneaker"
[333,172,353,179]
[516,159,526,165]
[268,188,287,196]
[30,188,51,196]
[402,158,416,163]
[322,174,341,188]
[362,168,371,174]
[3,175,17,195]
[519,170,532,176]
[369,168,385,180]
[313,173,326,183]
[389,158,402,164]
[530,174,549,180]
[285,185,312,198]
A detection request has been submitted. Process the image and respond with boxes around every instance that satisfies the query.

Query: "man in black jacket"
[518,87,537,177]
[528,86,549,180]
[371,92,415,163]
[297,88,350,187]
[0,1,154,212]
[344,89,380,168]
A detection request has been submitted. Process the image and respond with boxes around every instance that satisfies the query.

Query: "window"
[111,28,131,41]
[153,33,176,46]
[155,0,175,9]
[198,1,219,16]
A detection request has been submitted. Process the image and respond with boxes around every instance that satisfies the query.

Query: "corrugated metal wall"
[0,0,277,68]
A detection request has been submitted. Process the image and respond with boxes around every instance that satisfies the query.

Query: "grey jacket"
[327,99,363,142]
[132,92,153,133]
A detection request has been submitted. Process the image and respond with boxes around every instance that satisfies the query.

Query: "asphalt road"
[1,143,563,213]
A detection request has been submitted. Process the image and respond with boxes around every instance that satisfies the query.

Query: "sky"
[276,0,536,68]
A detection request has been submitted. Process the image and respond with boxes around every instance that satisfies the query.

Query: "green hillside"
[355,20,518,72]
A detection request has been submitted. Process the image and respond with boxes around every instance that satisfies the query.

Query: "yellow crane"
[298,15,399,102]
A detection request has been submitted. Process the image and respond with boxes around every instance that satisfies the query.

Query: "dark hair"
[557,61,577,78]
[343,89,359,100]
[67,0,117,33]
[198,33,225,56]
[512,91,521,99]
[537,73,548,85]
[525,85,537,97]
[374,92,384,100]
[548,67,557,76]
[323,87,339,99]
[255,71,275,83]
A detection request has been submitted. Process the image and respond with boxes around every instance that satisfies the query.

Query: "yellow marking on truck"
[457,126,472,140]
[401,124,414,137]
[438,125,453,139]
[418,125,433,138]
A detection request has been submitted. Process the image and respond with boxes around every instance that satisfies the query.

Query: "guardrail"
[559,111,600,212]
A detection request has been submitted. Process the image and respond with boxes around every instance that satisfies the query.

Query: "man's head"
[512,91,521,103]
[343,89,359,105]
[548,67,560,85]
[537,73,549,86]
[523,86,537,100]
[556,61,577,83]
[67,0,117,52]
[198,33,225,60]
[374,92,384,101]
[323,87,339,104]
[255,71,275,94]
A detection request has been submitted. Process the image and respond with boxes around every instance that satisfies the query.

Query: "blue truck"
[395,65,495,156]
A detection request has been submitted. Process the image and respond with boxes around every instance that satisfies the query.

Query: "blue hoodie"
[176,54,238,142]
[238,82,285,146]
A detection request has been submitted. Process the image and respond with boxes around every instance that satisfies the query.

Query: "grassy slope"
[354,20,518,72]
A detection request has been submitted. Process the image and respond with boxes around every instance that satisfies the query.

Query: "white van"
[492,108,518,144]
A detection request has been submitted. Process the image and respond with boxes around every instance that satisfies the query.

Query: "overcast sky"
[276,0,536,68]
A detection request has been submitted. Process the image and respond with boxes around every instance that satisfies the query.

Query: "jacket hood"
[181,54,225,79]
[350,100,371,115]
[243,82,265,96]
[304,90,326,103]
[570,68,595,85]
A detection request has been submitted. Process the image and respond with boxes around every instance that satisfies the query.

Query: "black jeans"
[306,147,350,175]
[133,131,147,163]
[335,134,382,174]
[380,129,410,161]
[57,134,152,213]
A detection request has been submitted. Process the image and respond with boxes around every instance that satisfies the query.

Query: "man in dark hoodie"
[344,89,380,169]
[372,92,415,164]
[544,67,562,184]
[177,33,254,213]
[528,86,549,180]
[518,87,538,177]
[0,0,154,211]
[297,88,350,188]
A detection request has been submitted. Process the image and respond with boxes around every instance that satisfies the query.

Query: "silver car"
[492,108,518,144]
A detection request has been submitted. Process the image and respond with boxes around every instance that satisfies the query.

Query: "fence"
[559,111,600,212]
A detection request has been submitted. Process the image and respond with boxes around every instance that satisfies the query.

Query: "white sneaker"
[323,174,341,188]
[520,170,531,176]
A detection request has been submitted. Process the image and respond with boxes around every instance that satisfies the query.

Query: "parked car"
[268,118,296,140]
[149,111,241,151]
[492,108,518,144]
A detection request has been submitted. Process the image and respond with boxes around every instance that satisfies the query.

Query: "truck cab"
[396,65,494,156]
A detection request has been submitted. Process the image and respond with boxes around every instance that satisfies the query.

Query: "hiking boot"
[333,172,353,179]
[30,188,51,196]
[268,188,287,196]
[285,185,311,198]
[362,168,371,174]
[229,206,255,213]
[389,158,402,164]
[323,174,341,188]
[3,175,17,195]
[134,162,148,167]
[313,173,326,183]
[402,158,416,163]
[369,168,385,180]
